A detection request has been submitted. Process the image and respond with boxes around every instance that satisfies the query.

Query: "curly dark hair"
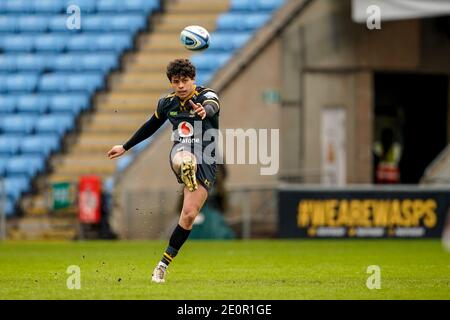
[166,58,196,81]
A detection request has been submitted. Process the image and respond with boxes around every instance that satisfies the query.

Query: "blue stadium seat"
[48,97,82,115]
[48,16,71,32]
[233,33,253,49]
[1,115,35,134]
[0,16,18,32]
[83,15,146,33]
[5,73,39,92]
[18,16,49,32]
[97,0,122,12]
[0,96,17,113]
[196,72,214,85]
[0,135,21,156]
[95,34,133,52]
[133,138,151,153]
[245,14,271,30]
[3,176,30,202]
[35,34,67,52]
[53,55,79,71]
[67,74,104,93]
[35,115,75,135]
[65,0,97,13]
[128,0,160,12]
[0,0,161,216]
[20,135,60,157]
[81,54,118,72]
[39,134,61,153]
[34,0,66,13]
[67,33,133,52]
[230,0,284,12]
[82,16,107,31]
[3,198,15,217]
[208,33,252,52]
[257,0,285,11]
[39,74,68,92]
[230,0,257,12]
[6,155,45,178]
[51,54,117,72]
[0,75,6,93]
[191,53,232,72]
[49,94,90,114]
[0,55,16,72]
[97,0,159,13]
[16,54,50,72]
[4,0,33,13]
[1,35,34,52]
[217,14,243,31]
[109,15,147,33]
[207,33,234,51]
[67,34,96,51]
[16,95,49,114]
[73,94,90,110]
[0,157,8,176]
[116,154,135,173]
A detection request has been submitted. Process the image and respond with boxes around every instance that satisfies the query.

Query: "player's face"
[170,76,195,99]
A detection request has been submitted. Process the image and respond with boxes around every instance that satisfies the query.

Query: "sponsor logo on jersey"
[178,121,194,137]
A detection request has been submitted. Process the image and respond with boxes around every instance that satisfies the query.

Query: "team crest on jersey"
[178,121,194,137]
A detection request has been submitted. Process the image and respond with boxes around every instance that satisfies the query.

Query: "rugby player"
[107,59,220,283]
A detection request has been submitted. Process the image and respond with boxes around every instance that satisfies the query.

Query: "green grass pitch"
[0,240,449,299]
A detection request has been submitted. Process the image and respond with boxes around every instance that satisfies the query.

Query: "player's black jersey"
[155,85,220,149]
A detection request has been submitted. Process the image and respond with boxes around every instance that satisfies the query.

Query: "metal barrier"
[122,184,278,239]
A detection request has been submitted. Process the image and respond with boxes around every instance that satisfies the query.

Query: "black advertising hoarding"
[278,185,450,238]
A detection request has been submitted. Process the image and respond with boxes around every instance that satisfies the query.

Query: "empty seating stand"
[0,0,161,216]
[192,0,285,85]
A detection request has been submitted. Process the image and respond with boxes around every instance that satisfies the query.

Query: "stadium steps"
[154,13,219,33]
[8,216,78,240]
[19,0,230,236]
[84,124,140,132]
[95,92,162,112]
[47,173,112,184]
[167,0,229,13]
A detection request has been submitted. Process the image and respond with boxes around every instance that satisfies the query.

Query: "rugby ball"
[180,25,210,51]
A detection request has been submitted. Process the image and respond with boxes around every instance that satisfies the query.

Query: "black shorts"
[169,143,217,192]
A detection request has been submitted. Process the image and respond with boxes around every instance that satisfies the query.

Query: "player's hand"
[107,145,126,159]
[189,100,206,120]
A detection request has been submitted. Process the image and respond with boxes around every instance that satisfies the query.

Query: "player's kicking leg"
[152,151,208,283]
[172,150,198,192]
[152,185,208,283]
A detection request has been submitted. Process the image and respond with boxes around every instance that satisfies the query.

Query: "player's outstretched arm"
[107,113,165,160]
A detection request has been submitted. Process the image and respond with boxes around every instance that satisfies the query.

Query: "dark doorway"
[374,73,448,183]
